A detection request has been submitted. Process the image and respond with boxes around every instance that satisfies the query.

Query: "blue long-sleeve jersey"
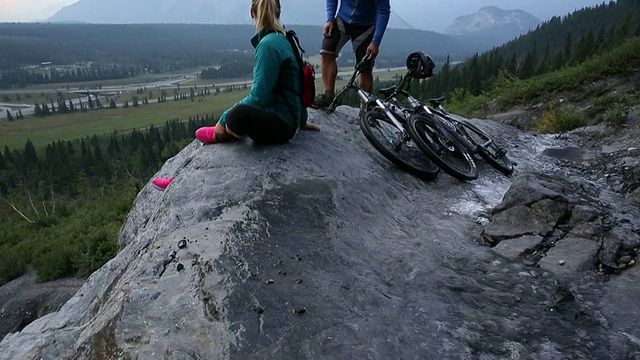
[326,0,391,46]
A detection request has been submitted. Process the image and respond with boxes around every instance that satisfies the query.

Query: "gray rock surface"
[1,107,639,359]
[0,268,83,339]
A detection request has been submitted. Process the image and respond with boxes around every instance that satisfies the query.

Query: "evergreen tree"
[87,94,94,109]
[57,98,68,113]
[616,10,634,44]
[0,150,6,170]
[518,51,536,79]
[572,31,595,64]
[564,33,573,61]
[534,41,551,75]
[549,51,564,71]
[467,54,482,96]
[594,26,607,54]
[34,103,43,117]
[506,53,517,75]
[23,139,38,166]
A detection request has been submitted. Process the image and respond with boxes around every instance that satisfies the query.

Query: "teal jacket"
[218,29,308,129]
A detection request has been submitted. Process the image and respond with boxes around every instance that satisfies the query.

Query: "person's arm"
[219,38,280,126]
[326,0,338,22]
[371,0,391,46]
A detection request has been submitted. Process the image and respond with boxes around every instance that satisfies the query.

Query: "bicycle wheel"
[458,120,514,176]
[407,113,478,181]
[360,110,439,180]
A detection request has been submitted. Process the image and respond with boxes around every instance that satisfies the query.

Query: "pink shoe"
[152,177,173,190]
[195,127,218,144]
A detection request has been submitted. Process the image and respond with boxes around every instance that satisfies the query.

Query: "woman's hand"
[301,123,320,131]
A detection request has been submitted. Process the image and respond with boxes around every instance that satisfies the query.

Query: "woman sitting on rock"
[153,0,319,190]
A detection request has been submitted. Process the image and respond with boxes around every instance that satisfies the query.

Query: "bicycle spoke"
[408,114,478,181]
[360,110,439,180]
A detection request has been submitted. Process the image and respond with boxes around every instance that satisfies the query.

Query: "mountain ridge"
[48,0,416,29]
[49,1,540,42]
[445,6,541,42]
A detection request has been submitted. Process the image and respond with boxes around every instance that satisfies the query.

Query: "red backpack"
[285,30,316,107]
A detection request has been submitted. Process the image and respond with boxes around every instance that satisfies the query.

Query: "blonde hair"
[251,0,285,34]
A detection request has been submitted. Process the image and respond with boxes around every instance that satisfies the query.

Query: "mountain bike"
[378,61,513,178]
[377,82,478,181]
[424,98,513,176]
[326,56,439,180]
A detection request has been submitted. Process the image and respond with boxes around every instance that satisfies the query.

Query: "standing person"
[312,0,391,109]
[152,0,320,191]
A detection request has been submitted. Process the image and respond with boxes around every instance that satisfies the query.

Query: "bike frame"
[328,57,407,134]
[381,72,481,154]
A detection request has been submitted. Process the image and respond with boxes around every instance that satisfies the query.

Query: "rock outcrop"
[483,172,639,272]
[1,107,639,359]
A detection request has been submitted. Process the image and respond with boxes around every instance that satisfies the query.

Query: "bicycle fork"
[357,89,405,129]
[357,89,410,150]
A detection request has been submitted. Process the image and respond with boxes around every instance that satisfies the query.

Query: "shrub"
[602,103,629,127]
[537,102,587,133]
[32,243,76,282]
[0,249,28,286]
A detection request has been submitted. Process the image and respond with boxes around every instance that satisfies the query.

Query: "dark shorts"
[320,17,375,72]
[226,104,296,144]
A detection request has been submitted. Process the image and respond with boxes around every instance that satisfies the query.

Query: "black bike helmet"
[406,51,435,78]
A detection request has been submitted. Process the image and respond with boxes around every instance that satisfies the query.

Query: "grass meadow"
[0,90,249,150]
[1,65,406,151]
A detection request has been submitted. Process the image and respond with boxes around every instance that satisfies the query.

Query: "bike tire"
[458,120,514,176]
[407,113,478,181]
[360,110,439,180]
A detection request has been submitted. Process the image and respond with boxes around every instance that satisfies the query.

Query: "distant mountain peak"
[444,6,541,42]
[388,11,416,30]
[48,0,415,29]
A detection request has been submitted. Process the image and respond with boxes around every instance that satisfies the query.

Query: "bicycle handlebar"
[355,54,370,71]
[325,54,374,114]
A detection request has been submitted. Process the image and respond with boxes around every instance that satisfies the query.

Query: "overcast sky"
[0,0,611,31]
[0,0,77,22]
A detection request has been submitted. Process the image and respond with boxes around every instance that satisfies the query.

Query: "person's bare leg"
[214,121,237,141]
[321,53,338,96]
[359,71,373,94]
[358,71,374,113]
[225,124,246,140]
